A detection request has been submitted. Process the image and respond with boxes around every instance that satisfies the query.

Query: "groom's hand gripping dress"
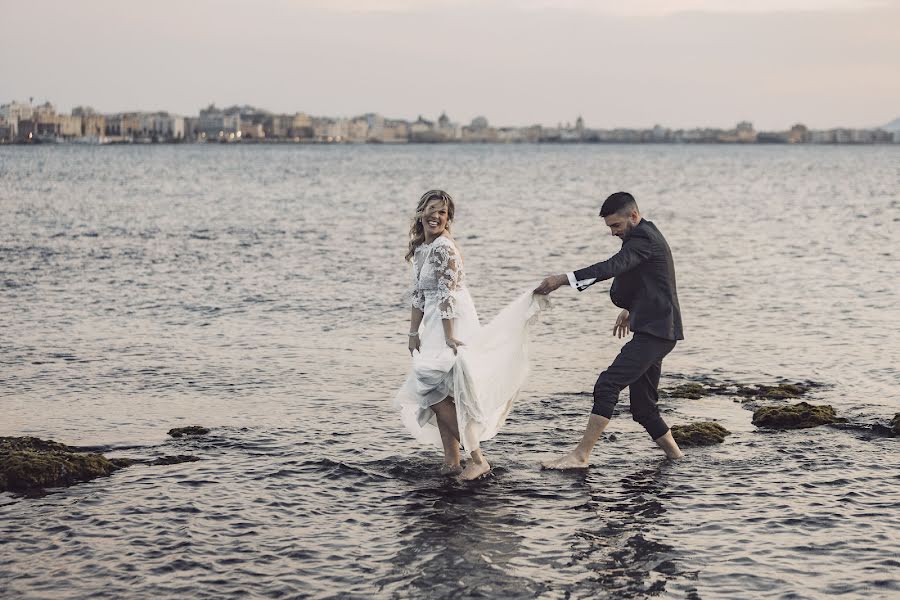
[533,274,568,295]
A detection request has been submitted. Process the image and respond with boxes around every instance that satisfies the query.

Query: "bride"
[393,189,547,481]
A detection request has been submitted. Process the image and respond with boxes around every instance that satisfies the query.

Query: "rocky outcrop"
[167,426,210,438]
[752,402,839,429]
[671,422,731,446]
[892,414,900,436]
[0,437,129,494]
[1,432,206,495]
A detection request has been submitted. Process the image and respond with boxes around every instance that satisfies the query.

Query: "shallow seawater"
[1,144,898,599]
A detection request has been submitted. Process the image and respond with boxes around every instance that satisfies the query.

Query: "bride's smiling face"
[421,199,450,238]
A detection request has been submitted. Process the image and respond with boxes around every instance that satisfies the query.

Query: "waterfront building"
[363,113,385,141]
[788,124,809,144]
[239,120,264,140]
[198,104,240,140]
[105,113,141,141]
[461,116,497,142]
[264,114,293,139]
[0,116,12,142]
[312,117,349,142]
[58,114,83,139]
[290,113,313,140]
[381,119,409,143]
[1,100,35,138]
[409,115,437,142]
[347,116,369,142]
[137,113,185,141]
[435,112,460,140]
[72,107,106,141]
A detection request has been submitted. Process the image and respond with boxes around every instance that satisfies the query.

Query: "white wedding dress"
[393,235,548,452]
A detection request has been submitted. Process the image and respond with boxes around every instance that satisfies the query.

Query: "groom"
[534,192,684,467]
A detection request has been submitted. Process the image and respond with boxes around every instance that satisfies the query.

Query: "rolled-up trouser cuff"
[644,419,670,442]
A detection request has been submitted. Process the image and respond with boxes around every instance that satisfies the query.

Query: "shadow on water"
[377,471,542,599]
[565,462,698,599]
[375,460,694,599]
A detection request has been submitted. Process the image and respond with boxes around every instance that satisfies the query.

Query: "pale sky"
[2,0,898,129]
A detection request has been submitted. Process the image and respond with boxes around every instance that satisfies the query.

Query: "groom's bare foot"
[459,457,490,481]
[541,451,590,470]
[440,462,463,475]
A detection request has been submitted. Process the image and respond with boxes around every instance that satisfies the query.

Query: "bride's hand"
[445,337,464,354]
[408,333,420,356]
[613,309,630,338]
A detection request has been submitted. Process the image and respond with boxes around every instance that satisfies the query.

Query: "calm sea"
[1,144,898,599]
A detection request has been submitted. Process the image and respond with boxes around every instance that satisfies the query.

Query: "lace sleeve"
[411,261,426,311]
[432,241,463,319]
[411,288,425,311]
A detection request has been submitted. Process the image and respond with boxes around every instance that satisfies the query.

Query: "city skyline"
[3,97,897,144]
[3,0,899,129]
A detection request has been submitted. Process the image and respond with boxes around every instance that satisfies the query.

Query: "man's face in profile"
[603,210,639,239]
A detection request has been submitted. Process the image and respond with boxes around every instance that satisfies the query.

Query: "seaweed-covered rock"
[737,382,814,400]
[0,437,126,494]
[892,414,900,436]
[661,379,818,402]
[752,402,838,429]
[167,426,210,438]
[665,383,708,399]
[671,422,731,446]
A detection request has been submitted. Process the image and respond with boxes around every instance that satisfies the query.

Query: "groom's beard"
[617,221,636,240]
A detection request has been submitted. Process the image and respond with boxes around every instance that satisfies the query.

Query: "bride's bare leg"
[458,420,490,481]
[541,414,610,470]
[459,448,490,481]
[432,398,462,472]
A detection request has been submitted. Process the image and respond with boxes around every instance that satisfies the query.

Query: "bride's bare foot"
[541,450,590,470]
[459,457,490,481]
[440,462,463,475]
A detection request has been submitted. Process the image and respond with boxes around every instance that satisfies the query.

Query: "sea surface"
[1,144,898,599]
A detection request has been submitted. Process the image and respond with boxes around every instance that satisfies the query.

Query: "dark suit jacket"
[572,219,684,341]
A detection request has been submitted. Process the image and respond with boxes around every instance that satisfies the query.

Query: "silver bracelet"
[408,332,419,337]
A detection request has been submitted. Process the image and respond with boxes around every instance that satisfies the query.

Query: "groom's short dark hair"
[600,192,638,217]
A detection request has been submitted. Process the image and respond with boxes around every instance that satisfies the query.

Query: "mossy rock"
[735,383,811,400]
[752,402,838,430]
[755,384,808,400]
[167,426,210,438]
[665,383,708,399]
[0,437,125,494]
[663,380,816,401]
[671,422,731,446]
[892,414,900,436]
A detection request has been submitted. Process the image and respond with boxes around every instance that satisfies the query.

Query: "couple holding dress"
[394,189,685,481]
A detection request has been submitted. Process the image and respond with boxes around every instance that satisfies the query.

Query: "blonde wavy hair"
[405,189,455,262]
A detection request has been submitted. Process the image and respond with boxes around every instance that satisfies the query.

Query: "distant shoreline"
[2,139,899,147]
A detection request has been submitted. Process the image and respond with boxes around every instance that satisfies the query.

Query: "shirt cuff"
[569,272,598,291]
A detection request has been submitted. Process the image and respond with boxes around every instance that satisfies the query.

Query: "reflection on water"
[1,144,899,598]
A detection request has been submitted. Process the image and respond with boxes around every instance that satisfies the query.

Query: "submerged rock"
[150,455,201,466]
[743,383,811,400]
[892,414,900,436]
[0,436,127,494]
[661,379,818,401]
[167,426,210,438]
[752,402,839,429]
[671,422,731,446]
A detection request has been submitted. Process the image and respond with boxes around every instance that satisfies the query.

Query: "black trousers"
[592,332,676,441]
